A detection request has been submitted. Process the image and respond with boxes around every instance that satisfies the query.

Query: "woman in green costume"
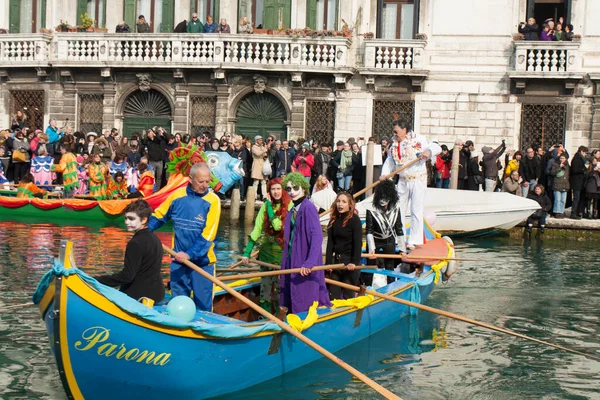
[242,177,292,313]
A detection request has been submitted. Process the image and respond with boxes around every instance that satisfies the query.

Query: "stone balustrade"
[1,33,351,73]
[0,34,52,66]
[362,39,426,71]
[513,41,581,73]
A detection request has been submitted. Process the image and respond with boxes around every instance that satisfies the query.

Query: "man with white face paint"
[380,119,441,249]
[96,200,165,302]
[280,172,332,314]
[149,163,221,311]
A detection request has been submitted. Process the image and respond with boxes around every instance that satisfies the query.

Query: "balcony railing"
[513,41,580,73]
[1,33,351,72]
[0,34,52,65]
[362,39,426,71]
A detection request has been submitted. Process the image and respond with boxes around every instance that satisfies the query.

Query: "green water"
[0,218,598,399]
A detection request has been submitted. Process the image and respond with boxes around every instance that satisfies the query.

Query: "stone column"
[591,97,600,149]
[290,87,305,140]
[215,84,230,136]
[175,0,191,25]
[293,0,307,29]
[60,82,78,129]
[102,81,117,131]
[173,86,189,135]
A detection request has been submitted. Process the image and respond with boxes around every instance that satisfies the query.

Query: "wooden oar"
[325,279,600,363]
[242,258,282,270]
[320,158,421,217]
[162,244,401,399]
[218,250,260,274]
[215,267,261,273]
[219,263,362,281]
[369,254,484,262]
[0,302,34,311]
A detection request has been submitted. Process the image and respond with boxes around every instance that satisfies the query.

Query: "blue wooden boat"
[34,234,453,399]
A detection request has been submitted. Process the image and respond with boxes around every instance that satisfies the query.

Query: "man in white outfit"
[380,120,441,249]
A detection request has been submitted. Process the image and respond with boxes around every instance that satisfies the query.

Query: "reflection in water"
[0,220,598,399]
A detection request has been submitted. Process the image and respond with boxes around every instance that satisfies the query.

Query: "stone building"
[1,0,600,155]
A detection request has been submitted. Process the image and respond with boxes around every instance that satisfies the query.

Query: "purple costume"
[280,197,332,313]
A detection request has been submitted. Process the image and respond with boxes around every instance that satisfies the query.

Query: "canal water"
[0,217,598,399]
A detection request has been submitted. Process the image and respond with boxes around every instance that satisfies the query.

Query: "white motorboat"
[320,188,541,236]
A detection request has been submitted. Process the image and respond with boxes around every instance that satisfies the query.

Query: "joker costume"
[280,173,332,314]
[381,130,441,247]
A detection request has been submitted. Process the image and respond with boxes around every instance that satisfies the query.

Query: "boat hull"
[329,188,541,236]
[43,272,435,399]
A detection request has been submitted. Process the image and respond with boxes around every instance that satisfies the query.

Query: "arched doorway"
[122,89,172,138]
[235,92,287,139]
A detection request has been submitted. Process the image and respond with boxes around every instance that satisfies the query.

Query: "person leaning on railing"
[239,17,253,34]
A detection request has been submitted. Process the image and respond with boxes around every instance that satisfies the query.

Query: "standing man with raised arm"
[380,119,441,249]
[149,163,221,311]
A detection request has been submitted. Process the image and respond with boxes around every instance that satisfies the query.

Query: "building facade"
[1,0,600,155]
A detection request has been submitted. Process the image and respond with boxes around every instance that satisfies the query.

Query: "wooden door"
[123,117,171,138]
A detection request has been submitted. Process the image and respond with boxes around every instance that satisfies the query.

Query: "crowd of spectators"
[518,16,576,41]
[2,109,599,224]
[114,13,253,34]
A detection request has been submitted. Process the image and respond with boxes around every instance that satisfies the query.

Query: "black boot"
[526,224,533,233]
[539,225,545,234]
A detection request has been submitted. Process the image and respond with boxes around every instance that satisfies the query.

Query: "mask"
[124,212,145,232]
[286,184,304,201]
[379,199,389,208]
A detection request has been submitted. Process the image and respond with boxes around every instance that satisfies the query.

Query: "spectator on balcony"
[136,15,150,33]
[217,19,231,33]
[187,13,204,33]
[554,23,565,41]
[518,18,539,41]
[115,21,131,33]
[540,20,555,41]
[204,15,218,33]
[564,24,575,41]
[174,19,187,33]
[239,17,253,34]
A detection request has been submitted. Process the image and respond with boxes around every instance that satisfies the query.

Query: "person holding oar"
[280,172,331,313]
[365,180,404,285]
[241,177,293,313]
[325,192,363,300]
[149,163,221,311]
[381,119,441,250]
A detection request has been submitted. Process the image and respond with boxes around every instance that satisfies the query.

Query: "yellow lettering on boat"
[153,353,171,366]
[124,348,140,361]
[73,326,172,367]
[74,326,109,351]
[136,350,156,363]
[97,343,118,357]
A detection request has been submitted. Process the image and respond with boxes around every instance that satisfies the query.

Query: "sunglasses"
[286,185,301,193]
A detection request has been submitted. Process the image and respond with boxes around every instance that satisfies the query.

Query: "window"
[123,0,174,33]
[8,0,46,33]
[308,0,338,30]
[372,100,414,142]
[79,94,104,135]
[192,0,220,25]
[190,97,217,137]
[379,0,415,40]
[238,0,290,30]
[306,100,335,145]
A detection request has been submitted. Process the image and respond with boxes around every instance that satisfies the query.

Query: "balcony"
[0,34,52,67]
[509,41,584,90]
[0,33,352,75]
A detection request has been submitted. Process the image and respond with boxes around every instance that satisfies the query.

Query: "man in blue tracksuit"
[149,163,221,310]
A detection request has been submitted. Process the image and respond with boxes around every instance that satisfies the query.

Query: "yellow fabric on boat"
[430,242,453,284]
[286,295,376,332]
[226,277,261,288]
[331,294,375,310]
[286,301,319,332]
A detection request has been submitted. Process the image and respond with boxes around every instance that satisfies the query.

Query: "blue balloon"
[166,296,197,322]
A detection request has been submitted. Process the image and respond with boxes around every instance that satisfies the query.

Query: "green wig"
[282,172,310,192]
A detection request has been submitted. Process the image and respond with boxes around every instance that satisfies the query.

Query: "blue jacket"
[275,148,295,173]
[149,185,221,266]
[204,22,218,33]
[45,125,63,144]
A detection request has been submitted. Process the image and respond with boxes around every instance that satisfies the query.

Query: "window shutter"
[161,0,175,32]
[123,0,136,29]
[9,0,20,33]
[191,0,196,14]
[76,0,88,25]
[306,0,317,30]
[213,0,220,22]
